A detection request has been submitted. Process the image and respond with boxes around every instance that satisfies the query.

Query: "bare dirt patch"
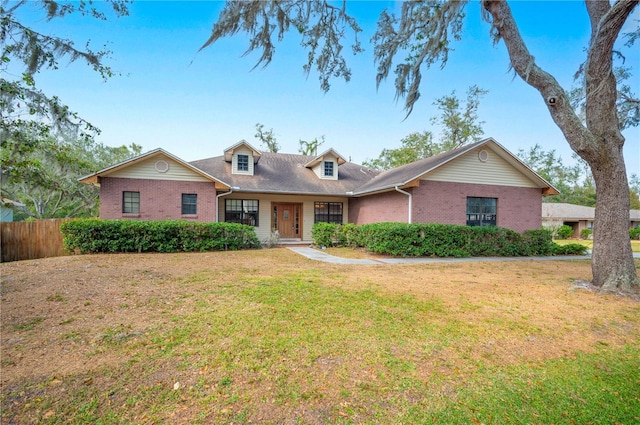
[1,249,639,423]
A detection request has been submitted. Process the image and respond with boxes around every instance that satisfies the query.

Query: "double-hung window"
[122,191,140,214]
[323,161,334,177]
[466,197,497,226]
[237,154,249,172]
[225,199,259,226]
[314,202,343,224]
[181,194,197,215]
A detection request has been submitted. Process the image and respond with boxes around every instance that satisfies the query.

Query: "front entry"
[273,203,301,239]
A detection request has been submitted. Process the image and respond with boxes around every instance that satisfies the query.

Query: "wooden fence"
[1,219,71,262]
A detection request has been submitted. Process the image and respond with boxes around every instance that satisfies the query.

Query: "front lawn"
[2,250,639,424]
[555,239,640,253]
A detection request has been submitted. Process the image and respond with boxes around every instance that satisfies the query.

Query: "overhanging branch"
[481,0,594,156]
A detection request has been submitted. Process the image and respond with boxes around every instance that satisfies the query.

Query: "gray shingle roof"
[80,137,558,196]
[542,203,596,220]
[542,203,640,221]
[190,139,515,196]
[190,152,380,195]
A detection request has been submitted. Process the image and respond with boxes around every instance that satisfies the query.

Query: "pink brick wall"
[412,181,542,232]
[349,181,543,233]
[349,190,409,224]
[99,177,217,221]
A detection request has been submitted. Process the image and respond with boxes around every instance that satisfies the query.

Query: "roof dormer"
[304,148,347,181]
[224,140,261,176]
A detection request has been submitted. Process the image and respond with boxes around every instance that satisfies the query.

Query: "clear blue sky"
[14,0,640,175]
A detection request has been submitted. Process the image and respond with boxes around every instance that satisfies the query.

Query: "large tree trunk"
[482,0,639,292]
[590,148,637,291]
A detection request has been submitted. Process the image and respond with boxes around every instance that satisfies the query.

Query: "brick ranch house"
[80,138,558,243]
[542,202,640,238]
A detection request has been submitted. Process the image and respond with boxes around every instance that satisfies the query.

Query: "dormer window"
[324,161,334,177]
[303,148,344,181]
[237,154,249,172]
[224,140,261,176]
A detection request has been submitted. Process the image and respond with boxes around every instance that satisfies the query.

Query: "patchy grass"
[10,317,45,332]
[1,250,639,424]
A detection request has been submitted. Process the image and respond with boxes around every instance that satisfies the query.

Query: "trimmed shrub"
[523,228,555,256]
[60,219,260,254]
[630,227,640,240]
[341,223,361,247]
[556,225,574,239]
[311,222,340,247]
[309,222,362,248]
[580,228,593,240]
[465,225,527,257]
[312,222,575,258]
[552,243,589,255]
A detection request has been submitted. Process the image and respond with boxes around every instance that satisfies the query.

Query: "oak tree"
[202,0,639,291]
[1,0,129,195]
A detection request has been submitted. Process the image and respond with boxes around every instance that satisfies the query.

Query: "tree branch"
[2,16,113,78]
[481,0,595,157]
[373,1,466,116]
[584,0,638,136]
[585,0,610,37]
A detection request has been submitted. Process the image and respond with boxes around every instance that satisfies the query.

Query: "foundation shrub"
[60,219,260,254]
[341,223,361,247]
[312,222,577,257]
[310,222,362,248]
[311,222,340,247]
[522,228,556,256]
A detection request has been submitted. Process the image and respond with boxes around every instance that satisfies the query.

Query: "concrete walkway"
[287,246,606,265]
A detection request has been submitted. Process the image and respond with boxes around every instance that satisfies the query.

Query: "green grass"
[406,346,640,424]
[555,238,640,252]
[2,261,639,424]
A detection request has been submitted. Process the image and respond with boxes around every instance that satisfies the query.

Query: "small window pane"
[182,194,197,215]
[324,161,334,177]
[237,154,249,171]
[123,191,140,214]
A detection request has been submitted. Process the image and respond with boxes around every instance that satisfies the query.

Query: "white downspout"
[395,186,412,224]
[215,189,234,222]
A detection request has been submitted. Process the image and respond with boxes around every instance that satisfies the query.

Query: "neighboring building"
[80,138,558,243]
[1,198,25,222]
[542,202,640,237]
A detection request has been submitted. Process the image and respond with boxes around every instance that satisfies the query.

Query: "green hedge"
[580,228,593,240]
[552,243,589,255]
[556,225,574,239]
[60,219,261,254]
[311,222,587,257]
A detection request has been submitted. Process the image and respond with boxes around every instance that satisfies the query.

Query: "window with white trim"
[323,161,334,177]
[237,154,249,172]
